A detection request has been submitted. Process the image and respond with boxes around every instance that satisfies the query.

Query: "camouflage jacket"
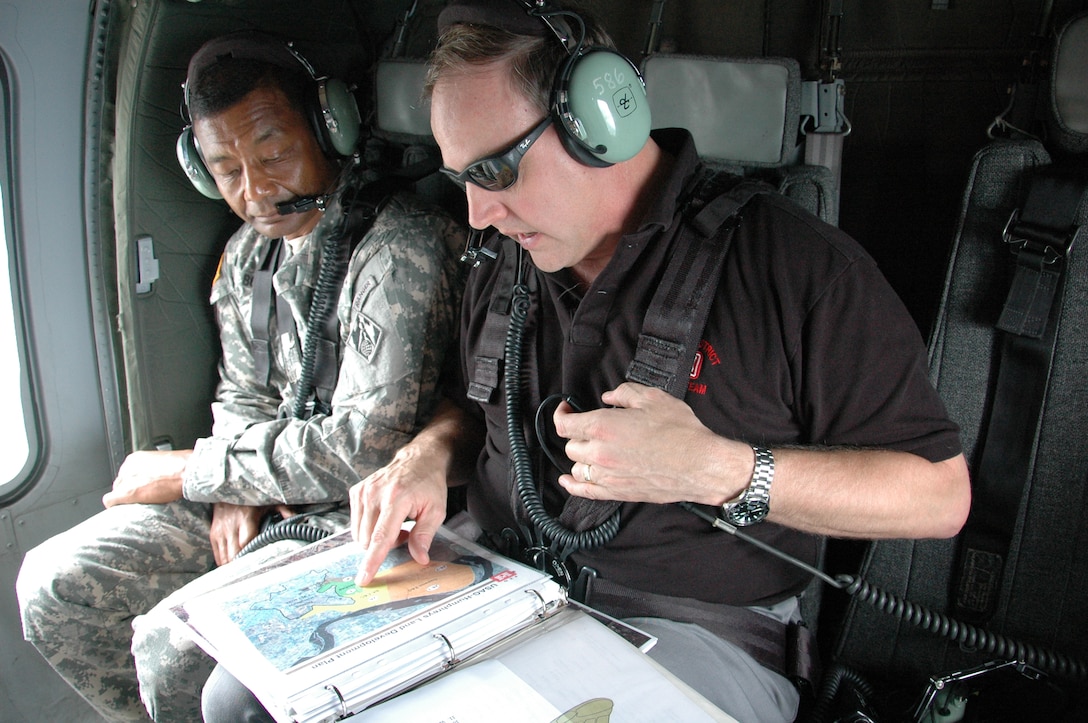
[182,189,464,505]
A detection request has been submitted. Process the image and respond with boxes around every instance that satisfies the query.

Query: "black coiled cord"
[503,254,621,553]
[681,502,1088,691]
[290,173,376,420]
[236,518,331,558]
[290,226,346,419]
[807,662,877,723]
[840,573,1088,683]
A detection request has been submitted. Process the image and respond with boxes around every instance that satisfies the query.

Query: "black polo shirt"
[454,129,961,606]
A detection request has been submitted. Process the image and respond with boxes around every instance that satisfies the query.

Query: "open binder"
[169,525,734,723]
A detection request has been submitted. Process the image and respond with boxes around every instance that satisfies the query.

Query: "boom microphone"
[276,194,330,215]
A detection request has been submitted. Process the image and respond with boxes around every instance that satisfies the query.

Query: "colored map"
[216,537,502,672]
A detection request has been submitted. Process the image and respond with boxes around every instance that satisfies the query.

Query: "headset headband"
[184,31,318,115]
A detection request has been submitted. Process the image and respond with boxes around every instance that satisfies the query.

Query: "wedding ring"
[582,463,593,483]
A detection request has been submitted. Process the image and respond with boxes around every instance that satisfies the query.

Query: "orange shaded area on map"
[302,560,476,619]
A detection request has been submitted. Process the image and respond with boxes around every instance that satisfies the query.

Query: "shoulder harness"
[467,169,772,405]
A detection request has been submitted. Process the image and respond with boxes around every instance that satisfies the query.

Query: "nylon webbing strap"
[251,238,285,387]
[626,181,767,399]
[311,305,341,412]
[467,246,517,403]
[951,168,1084,622]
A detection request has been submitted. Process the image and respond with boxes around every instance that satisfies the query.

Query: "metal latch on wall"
[801,79,848,135]
[135,235,160,294]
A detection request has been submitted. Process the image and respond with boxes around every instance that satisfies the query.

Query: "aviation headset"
[438,0,652,168]
[176,31,362,200]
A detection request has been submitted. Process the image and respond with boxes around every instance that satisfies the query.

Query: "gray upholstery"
[373,59,433,141]
[1049,11,1088,151]
[641,53,838,226]
[368,58,464,219]
[833,11,1088,691]
[643,54,800,166]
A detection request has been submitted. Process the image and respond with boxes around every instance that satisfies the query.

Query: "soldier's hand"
[102,449,192,508]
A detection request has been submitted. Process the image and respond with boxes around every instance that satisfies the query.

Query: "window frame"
[0,56,43,501]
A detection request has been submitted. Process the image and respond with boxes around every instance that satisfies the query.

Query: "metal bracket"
[801,79,849,135]
[135,235,160,294]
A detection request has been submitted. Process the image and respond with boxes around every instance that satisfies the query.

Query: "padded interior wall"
[113,0,394,451]
[598,0,1088,336]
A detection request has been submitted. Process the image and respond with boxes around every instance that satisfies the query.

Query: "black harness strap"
[251,237,285,388]
[467,249,517,404]
[250,179,398,420]
[626,179,769,397]
[617,178,822,691]
[951,167,1085,622]
[309,301,342,411]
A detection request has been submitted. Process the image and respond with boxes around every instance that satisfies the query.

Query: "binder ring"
[525,588,548,619]
[434,632,459,667]
[324,683,348,719]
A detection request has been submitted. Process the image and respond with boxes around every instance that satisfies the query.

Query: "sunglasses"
[440,116,553,191]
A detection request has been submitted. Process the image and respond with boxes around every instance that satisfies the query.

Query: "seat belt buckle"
[1001,208,1077,264]
[997,209,1077,338]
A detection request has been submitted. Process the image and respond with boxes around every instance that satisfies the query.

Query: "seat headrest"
[374,59,433,141]
[641,54,801,167]
[1049,11,1088,154]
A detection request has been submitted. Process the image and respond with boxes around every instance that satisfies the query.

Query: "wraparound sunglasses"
[440,116,553,191]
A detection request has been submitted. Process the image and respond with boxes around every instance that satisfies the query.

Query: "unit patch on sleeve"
[350,314,383,364]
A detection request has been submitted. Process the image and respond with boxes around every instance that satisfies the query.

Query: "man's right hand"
[210,502,294,565]
[350,444,449,587]
[102,449,192,508]
[350,398,478,586]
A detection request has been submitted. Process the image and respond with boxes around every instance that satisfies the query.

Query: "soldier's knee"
[131,605,200,678]
[133,611,210,721]
[15,540,79,635]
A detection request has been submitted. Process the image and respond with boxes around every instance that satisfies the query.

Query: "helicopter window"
[0,60,35,495]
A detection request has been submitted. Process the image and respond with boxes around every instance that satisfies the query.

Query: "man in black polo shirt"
[346,2,970,722]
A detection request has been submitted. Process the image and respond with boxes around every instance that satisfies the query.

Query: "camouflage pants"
[16,498,346,722]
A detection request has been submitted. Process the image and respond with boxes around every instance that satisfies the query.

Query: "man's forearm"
[400,396,483,488]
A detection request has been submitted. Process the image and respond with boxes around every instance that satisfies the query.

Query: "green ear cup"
[556,49,651,166]
[176,127,222,200]
[317,78,362,158]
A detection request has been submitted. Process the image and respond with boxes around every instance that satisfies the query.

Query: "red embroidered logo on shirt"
[688,339,721,395]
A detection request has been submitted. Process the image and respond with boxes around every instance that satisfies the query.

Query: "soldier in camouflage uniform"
[16,32,465,722]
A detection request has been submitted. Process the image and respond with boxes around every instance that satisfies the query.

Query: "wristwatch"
[721,445,775,526]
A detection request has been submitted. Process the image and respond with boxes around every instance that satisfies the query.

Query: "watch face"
[726,500,769,526]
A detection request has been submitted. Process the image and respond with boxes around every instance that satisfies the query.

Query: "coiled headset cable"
[504,245,621,554]
[236,512,333,559]
[291,161,379,420]
[679,501,1088,688]
[244,162,384,555]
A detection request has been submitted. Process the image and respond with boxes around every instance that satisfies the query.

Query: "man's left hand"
[553,382,750,506]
